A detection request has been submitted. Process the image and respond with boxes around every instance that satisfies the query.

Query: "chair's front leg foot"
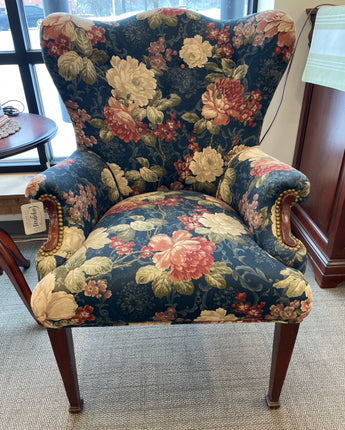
[47,327,83,413]
[69,398,84,414]
[266,322,300,409]
[265,395,281,409]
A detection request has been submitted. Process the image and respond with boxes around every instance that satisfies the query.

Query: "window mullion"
[5,0,41,115]
[247,0,259,14]
[3,0,50,170]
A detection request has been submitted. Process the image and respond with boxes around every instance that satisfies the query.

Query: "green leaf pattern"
[27,10,313,328]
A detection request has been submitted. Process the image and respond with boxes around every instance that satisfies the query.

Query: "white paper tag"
[21,201,46,235]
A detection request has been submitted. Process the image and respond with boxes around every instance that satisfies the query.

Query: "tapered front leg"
[266,322,300,409]
[47,328,83,413]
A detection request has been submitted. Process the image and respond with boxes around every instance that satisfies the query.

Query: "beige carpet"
[1,240,345,430]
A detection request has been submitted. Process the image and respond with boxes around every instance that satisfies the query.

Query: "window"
[0,0,266,173]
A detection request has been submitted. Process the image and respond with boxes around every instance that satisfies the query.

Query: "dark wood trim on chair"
[47,328,84,413]
[266,323,300,409]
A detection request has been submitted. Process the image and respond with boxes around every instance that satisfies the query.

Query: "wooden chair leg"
[266,322,300,409]
[47,327,83,413]
[0,240,36,321]
[0,228,30,269]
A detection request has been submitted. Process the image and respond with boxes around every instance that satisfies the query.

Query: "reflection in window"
[0,3,14,51]
[69,0,221,20]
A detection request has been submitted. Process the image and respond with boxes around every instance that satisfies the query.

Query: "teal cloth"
[302,6,345,91]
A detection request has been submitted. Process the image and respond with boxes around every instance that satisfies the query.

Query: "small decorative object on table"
[0,114,21,139]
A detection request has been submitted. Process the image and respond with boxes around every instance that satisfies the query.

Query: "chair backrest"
[41,8,295,196]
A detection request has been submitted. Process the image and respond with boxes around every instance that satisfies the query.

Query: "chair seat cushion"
[31,190,312,328]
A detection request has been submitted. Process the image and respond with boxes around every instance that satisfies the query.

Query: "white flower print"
[106,55,157,106]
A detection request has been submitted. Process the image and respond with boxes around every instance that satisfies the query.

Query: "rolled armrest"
[217,146,310,272]
[25,149,124,277]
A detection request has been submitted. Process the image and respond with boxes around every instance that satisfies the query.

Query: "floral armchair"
[25,8,312,412]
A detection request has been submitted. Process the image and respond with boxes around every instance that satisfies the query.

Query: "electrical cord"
[259,3,336,144]
[2,99,25,116]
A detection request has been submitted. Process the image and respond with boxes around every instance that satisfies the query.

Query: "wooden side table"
[0,112,57,164]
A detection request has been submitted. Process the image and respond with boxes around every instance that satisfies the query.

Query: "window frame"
[0,0,51,173]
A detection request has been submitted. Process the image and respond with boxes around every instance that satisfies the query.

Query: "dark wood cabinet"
[292,82,345,288]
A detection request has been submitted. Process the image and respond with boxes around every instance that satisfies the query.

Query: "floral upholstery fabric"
[26,8,313,328]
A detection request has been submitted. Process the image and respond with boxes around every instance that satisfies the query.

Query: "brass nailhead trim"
[275,189,301,250]
[38,194,64,256]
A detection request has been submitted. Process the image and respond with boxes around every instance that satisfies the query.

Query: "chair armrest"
[25,150,125,276]
[217,147,310,272]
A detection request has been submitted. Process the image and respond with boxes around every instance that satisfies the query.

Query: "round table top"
[0,113,57,159]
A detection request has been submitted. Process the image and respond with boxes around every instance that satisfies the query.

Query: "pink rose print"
[54,157,76,169]
[25,174,46,198]
[104,100,147,143]
[202,79,262,128]
[159,8,186,17]
[152,195,184,206]
[256,10,295,49]
[148,230,216,281]
[250,158,293,176]
[202,77,245,126]
[104,199,148,216]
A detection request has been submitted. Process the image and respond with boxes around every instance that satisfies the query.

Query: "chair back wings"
[41,9,295,196]
[26,8,314,332]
